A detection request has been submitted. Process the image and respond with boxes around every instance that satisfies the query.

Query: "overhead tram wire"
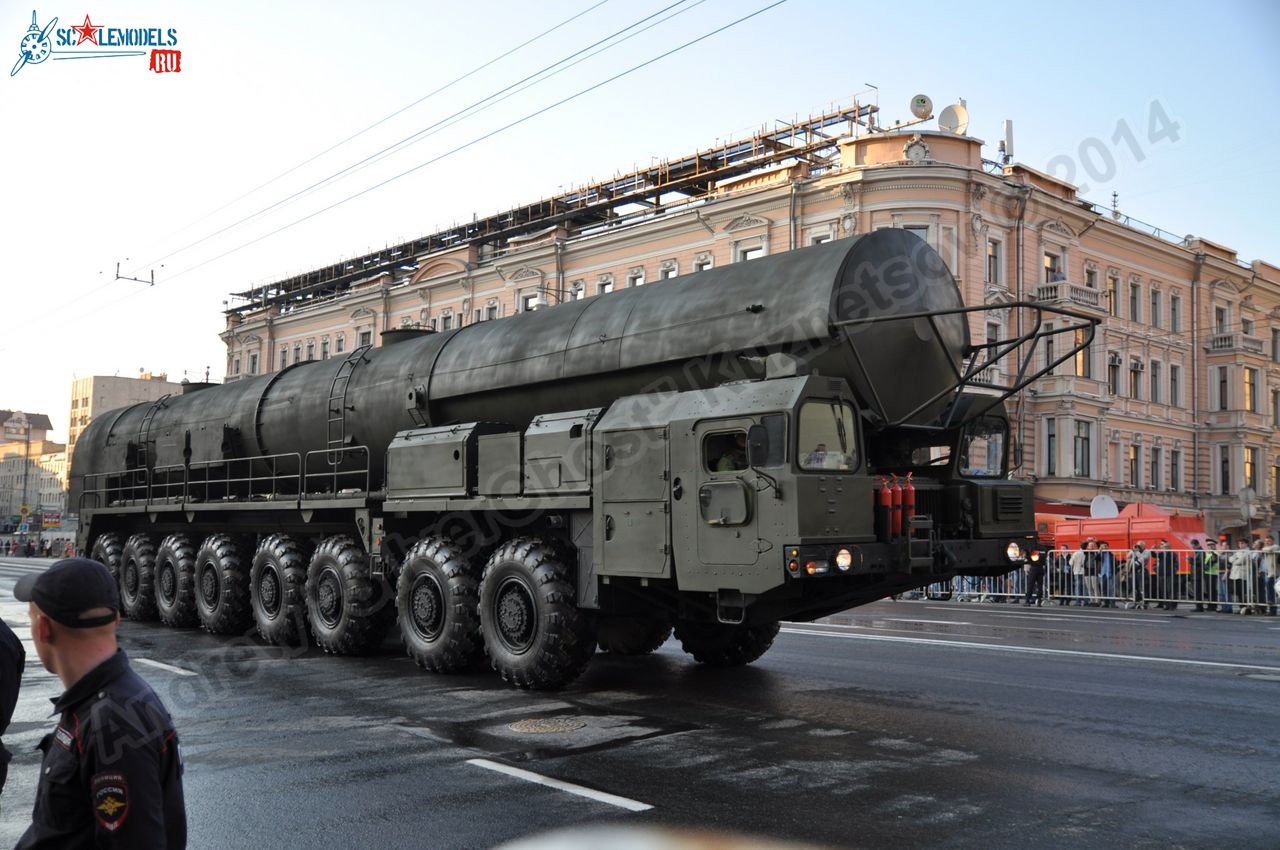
[210,0,710,226]
[129,0,696,277]
[123,0,612,277]
[80,0,790,321]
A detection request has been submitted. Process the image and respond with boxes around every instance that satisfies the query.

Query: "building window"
[1215,305,1228,334]
[320,339,330,360]
[627,268,645,287]
[1044,328,1055,375]
[1150,447,1162,490]
[1074,328,1091,378]
[1129,360,1143,400]
[280,346,288,370]
[1217,366,1229,410]
[1219,446,1230,495]
[249,352,259,374]
[1244,367,1258,412]
[1170,450,1182,492]
[1170,295,1181,332]
[1149,360,1161,404]
[693,254,713,273]
[1128,444,1140,487]
[659,261,678,279]
[305,342,315,361]
[1273,389,1280,426]
[1074,421,1091,477]
[1044,252,1062,282]
[1272,328,1280,362]
[1084,267,1097,289]
[232,357,241,376]
[1129,283,1141,322]
[986,240,1002,285]
[1273,463,1280,500]
[1169,364,1181,408]
[520,292,539,312]
[1045,418,1056,476]
[359,330,372,347]
[737,245,765,262]
[335,335,345,353]
[1241,317,1254,335]
[1107,354,1120,395]
[440,314,452,331]
[570,283,585,300]
[1245,447,1258,490]
[1150,290,1161,328]
[598,275,614,294]
[1107,274,1119,317]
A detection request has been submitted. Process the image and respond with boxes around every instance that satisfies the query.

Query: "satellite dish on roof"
[909,94,933,120]
[938,103,969,134]
[1090,495,1119,519]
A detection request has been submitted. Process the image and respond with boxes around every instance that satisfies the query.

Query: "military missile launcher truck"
[69,230,1096,689]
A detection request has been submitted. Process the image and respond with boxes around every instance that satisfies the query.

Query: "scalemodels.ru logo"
[10,10,182,76]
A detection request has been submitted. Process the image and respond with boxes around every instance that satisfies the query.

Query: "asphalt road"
[0,556,1277,849]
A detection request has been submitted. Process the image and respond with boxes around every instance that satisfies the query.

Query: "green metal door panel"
[600,505,669,577]
[600,427,668,502]
[594,426,670,577]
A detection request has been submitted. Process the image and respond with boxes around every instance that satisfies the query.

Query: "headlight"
[835,548,853,571]
[1006,541,1025,561]
[1029,549,1041,563]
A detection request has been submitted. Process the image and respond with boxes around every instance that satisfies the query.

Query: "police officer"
[14,557,186,848]
[0,613,24,794]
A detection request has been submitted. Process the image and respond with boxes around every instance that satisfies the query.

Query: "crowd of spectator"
[0,537,73,558]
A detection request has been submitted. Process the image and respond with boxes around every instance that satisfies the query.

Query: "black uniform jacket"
[17,650,186,849]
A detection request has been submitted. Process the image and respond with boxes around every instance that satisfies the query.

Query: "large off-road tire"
[90,533,124,585]
[396,536,483,673]
[305,535,395,655]
[120,534,159,621]
[597,616,673,655]
[194,534,253,635]
[674,620,781,667]
[251,534,310,646]
[479,538,596,690]
[155,534,199,628]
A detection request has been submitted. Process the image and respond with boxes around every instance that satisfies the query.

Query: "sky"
[1,0,1277,441]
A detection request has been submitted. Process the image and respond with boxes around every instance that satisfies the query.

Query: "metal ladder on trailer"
[326,344,370,465]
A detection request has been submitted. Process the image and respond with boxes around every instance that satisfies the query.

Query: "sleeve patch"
[91,773,129,832]
[53,727,75,750]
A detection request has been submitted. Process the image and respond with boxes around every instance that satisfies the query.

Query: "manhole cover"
[508,717,586,734]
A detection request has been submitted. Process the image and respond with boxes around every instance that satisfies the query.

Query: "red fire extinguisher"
[876,477,892,542]
[889,474,903,540]
[902,472,916,537]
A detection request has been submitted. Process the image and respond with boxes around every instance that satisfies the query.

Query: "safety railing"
[78,448,372,510]
[908,548,1279,614]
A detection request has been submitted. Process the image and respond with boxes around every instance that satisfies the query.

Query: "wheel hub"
[158,563,175,604]
[123,561,139,598]
[317,569,342,627]
[259,566,281,617]
[410,573,444,641]
[495,577,536,653]
[199,565,219,608]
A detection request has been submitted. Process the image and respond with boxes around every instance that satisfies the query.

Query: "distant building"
[220,101,1280,539]
[67,373,184,465]
[0,410,66,535]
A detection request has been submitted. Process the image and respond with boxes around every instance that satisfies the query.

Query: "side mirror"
[747,424,769,468]
[1010,433,1024,471]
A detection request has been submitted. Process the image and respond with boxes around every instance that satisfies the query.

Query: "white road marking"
[781,627,1280,674]
[987,612,1164,625]
[134,658,197,677]
[467,758,653,812]
[875,618,973,626]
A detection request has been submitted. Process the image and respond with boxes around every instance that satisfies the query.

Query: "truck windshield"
[798,401,858,472]
[959,416,1008,478]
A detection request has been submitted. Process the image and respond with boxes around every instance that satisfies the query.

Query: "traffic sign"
[16,524,28,534]
[18,505,30,517]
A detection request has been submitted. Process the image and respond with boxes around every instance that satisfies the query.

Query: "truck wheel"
[397,536,482,672]
[251,534,309,646]
[674,620,780,666]
[120,534,159,621]
[597,616,673,655]
[155,534,198,628]
[194,534,253,635]
[90,532,123,585]
[479,538,596,690]
[305,535,394,655]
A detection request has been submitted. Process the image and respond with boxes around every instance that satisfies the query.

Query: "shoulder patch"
[54,726,74,750]
[91,773,129,832]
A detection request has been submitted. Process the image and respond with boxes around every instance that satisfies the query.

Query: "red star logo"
[72,15,102,46]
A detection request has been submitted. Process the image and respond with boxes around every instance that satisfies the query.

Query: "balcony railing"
[1208,333,1265,354]
[1035,281,1104,311]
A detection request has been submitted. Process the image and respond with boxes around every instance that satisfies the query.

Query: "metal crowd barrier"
[905,548,1279,614]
